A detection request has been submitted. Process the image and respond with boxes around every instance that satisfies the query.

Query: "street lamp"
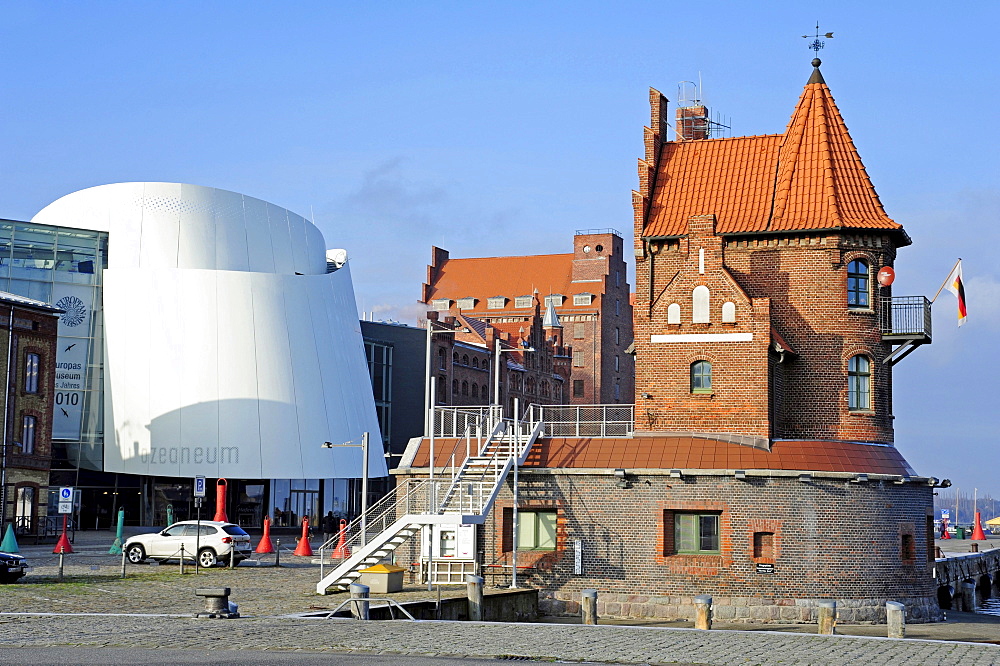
[323,432,370,546]
[493,339,535,410]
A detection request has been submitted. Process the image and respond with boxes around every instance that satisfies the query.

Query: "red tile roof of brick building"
[643,66,904,241]
[407,436,915,476]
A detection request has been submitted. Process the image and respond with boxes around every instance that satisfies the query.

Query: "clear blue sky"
[1,2,997,500]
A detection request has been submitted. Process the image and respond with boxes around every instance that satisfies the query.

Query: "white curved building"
[31,183,386,484]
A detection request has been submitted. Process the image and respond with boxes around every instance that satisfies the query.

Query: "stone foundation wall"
[540,590,943,624]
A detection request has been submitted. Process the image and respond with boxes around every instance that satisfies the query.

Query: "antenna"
[802,21,834,55]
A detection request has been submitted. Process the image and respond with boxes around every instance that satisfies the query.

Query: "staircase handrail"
[436,418,510,514]
[320,478,429,552]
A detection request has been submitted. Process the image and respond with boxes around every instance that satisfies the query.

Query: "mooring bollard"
[935,546,943,559]
[817,600,836,635]
[180,544,186,575]
[58,547,65,582]
[581,589,598,625]
[961,581,977,612]
[350,583,370,620]
[886,601,905,638]
[694,594,712,630]
[971,543,979,553]
[275,538,281,567]
[194,587,240,619]
[466,574,484,621]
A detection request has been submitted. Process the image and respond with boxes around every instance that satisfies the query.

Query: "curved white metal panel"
[34,183,385,480]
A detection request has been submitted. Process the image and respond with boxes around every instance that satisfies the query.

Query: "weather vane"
[802,22,834,54]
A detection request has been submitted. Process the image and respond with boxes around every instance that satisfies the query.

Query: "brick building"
[421,229,634,408]
[0,291,62,536]
[384,60,942,623]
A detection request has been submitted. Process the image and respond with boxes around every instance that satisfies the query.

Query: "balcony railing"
[880,296,932,340]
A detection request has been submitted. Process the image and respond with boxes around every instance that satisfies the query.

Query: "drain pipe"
[1,303,13,528]
[510,398,520,589]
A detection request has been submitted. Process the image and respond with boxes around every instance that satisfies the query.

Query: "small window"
[693,286,710,323]
[573,323,585,339]
[471,383,479,398]
[438,348,446,370]
[24,353,39,393]
[753,531,774,560]
[452,379,458,395]
[691,360,712,393]
[461,381,469,396]
[614,355,619,372]
[21,415,36,454]
[674,513,720,554]
[615,270,620,287]
[472,358,479,369]
[848,355,871,411]
[615,327,620,345]
[544,294,564,307]
[614,382,620,400]
[462,354,469,366]
[848,259,870,308]
[488,296,507,309]
[457,297,476,310]
[573,379,584,397]
[667,303,681,325]
[573,351,584,368]
[518,510,557,550]
[573,293,592,306]
[721,302,736,323]
[453,352,459,364]
[901,533,915,561]
[615,299,620,316]
[514,295,533,308]
[432,299,450,311]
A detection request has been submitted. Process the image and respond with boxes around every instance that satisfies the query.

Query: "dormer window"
[488,296,507,309]
[514,295,533,308]
[457,297,476,310]
[848,259,870,309]
[573,293,593,306]
[432,299,450,311]
[544,294,564,307]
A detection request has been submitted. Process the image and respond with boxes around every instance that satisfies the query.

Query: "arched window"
[667,303,681,325]
[693,286,710,323]
[848,355,871,410]
[438,348,446,370]
[471,383,479,398]
[472,358,479,369]
[848,259,870,308]
[462,354,469,366]
[461,380,469,396]
[721,301,736,323]
[453,352,459,364]
[452,379,458,396]
[690,360,712,393]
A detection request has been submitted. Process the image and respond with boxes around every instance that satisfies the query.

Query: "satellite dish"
[877,266,895,287]
[326,248,349,269]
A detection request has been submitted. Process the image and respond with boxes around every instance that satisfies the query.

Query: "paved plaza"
[2,530,999,664]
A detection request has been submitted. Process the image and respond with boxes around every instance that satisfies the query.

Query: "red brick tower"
[632,59,910,444]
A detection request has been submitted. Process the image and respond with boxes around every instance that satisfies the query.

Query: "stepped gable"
[642,59,907,242]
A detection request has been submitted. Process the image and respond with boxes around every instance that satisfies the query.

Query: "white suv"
[125,521,252,568]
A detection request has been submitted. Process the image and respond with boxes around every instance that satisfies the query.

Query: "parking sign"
[194,476,206,498]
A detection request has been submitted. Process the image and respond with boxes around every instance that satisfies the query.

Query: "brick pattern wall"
[450,470,940,623]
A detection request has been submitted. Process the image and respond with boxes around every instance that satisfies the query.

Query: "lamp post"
[323,432,370,546]
[492,339,535,413]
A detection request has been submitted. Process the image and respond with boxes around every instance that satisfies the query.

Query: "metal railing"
[319,478,430,553]
[880,296,932,339]
[432,405,503,438]
[529,404,634,437]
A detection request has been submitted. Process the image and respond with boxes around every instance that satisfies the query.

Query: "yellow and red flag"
[943,260,967,326]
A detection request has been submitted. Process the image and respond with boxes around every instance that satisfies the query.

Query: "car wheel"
[126,544,146,564]
[0,573,19,584]
[198,548,218,568]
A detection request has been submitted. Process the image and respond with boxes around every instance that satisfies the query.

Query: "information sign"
[194,476,206,498]
[58,486,74,514]
[756,562,775,574]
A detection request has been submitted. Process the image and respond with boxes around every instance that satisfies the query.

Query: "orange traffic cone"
[212,478,229,522]
[971,511,988,540]
[332,518,351,559]
[53,514,74,554]
[255,515,274,554]
[293,517,313,556]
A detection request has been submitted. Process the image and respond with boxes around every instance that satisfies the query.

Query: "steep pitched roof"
[643,61,906,242]
[427,253,575,305]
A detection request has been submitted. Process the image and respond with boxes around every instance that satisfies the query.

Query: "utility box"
[359,563,406,594]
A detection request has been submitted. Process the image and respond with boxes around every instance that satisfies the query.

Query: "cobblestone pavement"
[3,532,999,664]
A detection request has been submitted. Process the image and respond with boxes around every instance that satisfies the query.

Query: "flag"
[943,260,967,326]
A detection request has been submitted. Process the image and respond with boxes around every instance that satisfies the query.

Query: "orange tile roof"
[408,436,915,476]
[425,254,600,314]
[643,70,904,240]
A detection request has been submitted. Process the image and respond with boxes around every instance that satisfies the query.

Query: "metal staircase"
[315,409,541,594]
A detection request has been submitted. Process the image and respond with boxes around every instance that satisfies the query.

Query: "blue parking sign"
[194,476,206,498]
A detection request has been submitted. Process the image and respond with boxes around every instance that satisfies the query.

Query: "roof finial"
[802,21,834,57]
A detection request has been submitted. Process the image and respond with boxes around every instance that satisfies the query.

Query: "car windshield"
[222,525,248,536]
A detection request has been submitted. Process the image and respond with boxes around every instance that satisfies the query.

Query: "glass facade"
[0,219,108,470]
